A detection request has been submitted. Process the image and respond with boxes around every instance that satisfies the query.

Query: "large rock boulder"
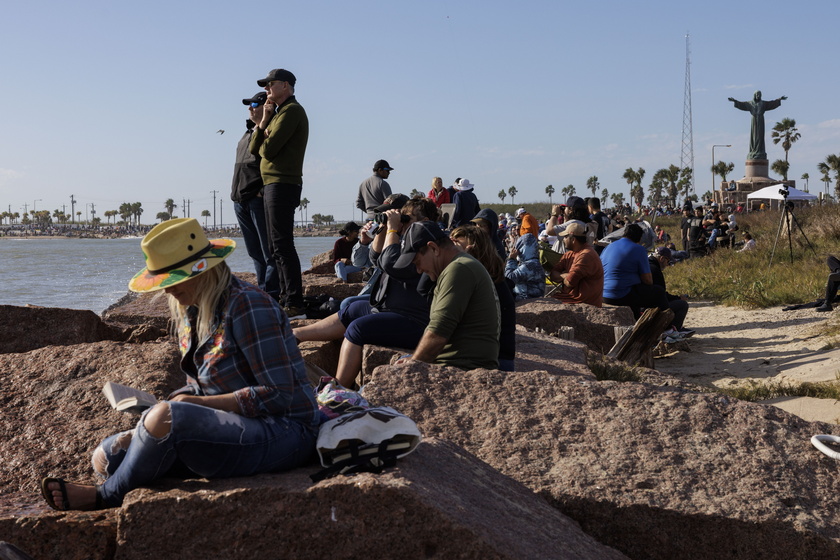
[1,440,627,559]
[0,305,161,354]
[302,274,365,300]
[362,362,840,560]
[303,250,335,275]
[0,341,182,496]
[515,298,635,353]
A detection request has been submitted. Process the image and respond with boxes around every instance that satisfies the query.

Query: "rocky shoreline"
[2,251,840,559]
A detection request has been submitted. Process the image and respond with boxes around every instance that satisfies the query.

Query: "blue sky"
[2,0,839,224]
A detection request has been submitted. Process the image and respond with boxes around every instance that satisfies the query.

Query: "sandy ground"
[652,301,840,425]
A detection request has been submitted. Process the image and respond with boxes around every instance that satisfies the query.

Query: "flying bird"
[216,129,225,135]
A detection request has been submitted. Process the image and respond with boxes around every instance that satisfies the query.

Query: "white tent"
[746,185,817,201]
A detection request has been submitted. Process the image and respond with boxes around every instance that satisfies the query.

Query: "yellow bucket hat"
[128,218,236,293]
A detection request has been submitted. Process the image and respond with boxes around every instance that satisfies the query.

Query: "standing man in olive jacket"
[231,91,278,300]
[250,68,309,318]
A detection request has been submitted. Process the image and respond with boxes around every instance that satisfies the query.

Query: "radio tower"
[680,33,695,195]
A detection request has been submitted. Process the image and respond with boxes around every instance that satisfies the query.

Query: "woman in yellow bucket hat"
[41,218,319,510]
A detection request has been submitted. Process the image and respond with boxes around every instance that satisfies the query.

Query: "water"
[0,236,335,313]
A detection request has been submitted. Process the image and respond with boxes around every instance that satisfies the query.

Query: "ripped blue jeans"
[93,401,316,507]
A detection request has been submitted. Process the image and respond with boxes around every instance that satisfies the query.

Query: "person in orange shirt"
[515,207,539,237]
[549,222,604,307]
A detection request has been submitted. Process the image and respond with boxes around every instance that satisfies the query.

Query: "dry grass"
[717,377,840,402]
[587,352,642,382]
[655,205,838,309]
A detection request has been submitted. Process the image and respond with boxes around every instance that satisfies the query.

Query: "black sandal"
[40,477,103,511]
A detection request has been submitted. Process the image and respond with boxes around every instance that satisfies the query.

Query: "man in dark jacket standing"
[250,68,309,318]
[231,92,278,300]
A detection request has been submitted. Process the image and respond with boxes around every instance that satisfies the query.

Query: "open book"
[102,381,158,414]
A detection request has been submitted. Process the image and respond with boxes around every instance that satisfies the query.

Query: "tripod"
[768,194,816,268]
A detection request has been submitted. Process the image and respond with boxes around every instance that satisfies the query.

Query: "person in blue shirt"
[600,223,669,319]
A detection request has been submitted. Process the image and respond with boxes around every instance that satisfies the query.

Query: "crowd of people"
[40,64,752,514]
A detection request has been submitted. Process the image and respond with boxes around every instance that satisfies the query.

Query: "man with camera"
[293,195,438,388]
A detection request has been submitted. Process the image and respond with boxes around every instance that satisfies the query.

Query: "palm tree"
[498,190,506,203]
[801,173,810,192]
[586,176,599,196]
[622,168,646,206]
[610,192,625,208]
[648,173,666,207]
[600,188,609,203]
[164,198,177,219]
[201,209,211,228]
[561,184,575,199]
[131,202,143,226]
[711,161,735,184]
[771,118,801,163]
[507,186,518,204]
[299,198,309,225]
[771,159,790,181]
[817,154,840,198]
[545,184,555,204]
[156,211,170,222]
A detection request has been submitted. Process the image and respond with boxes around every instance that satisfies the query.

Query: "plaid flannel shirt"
[177,276,318,426]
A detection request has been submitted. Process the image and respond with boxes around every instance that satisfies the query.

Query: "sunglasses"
[250,102,263,108]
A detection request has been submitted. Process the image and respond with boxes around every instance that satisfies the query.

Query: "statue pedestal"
[744,159,769,179]
[714,159,792,209]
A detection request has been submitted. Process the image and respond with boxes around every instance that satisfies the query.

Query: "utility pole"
[219,196,223,228]
[70,194,76,224]
[210,190,218,229]
[680,33,696,196]
[182,198,186,219]
[22,203,29,214]
[186,199,191,217]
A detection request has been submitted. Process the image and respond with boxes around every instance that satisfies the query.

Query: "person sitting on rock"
[504,232,546,300]
[515,207,539,238]
[450,224,516,371]
[333,221,362,283]
[293,196,438,388]
[600,223,670,320]
[648,246,692,337]
[40,218,319,511]
[398,221,500,370]
[548,222,603,307]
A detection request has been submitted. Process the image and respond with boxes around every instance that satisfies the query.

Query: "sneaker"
[662,336,681,344]
[816,303,833,313]
[284,305,307,320]
[678,329,696,338]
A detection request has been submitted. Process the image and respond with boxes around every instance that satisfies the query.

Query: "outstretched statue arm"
[763,96,786,112]
[728,97,752,112]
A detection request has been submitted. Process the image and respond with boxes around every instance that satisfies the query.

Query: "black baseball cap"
[566,196,585,208]
[242,92,268,106]
[374,159,393,171]
[395,221,448,268]
[257,69,297,87]
[373,193,409,213]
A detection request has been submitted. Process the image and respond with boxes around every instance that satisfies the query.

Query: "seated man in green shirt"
[395,221,500,370]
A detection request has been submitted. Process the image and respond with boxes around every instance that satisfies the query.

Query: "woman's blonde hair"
[167,262,232,342]
[431,176,443,189]
[450,224,504,283]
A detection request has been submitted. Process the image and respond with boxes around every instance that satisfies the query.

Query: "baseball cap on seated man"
[374,159,393,171]
[556,222,588,238]
[655,246,674,263]
[516,208,526,217]
[242,92,268,106]
[257,68,297,87]
[394,221,449,269]
[565,196,585,208]
[373,193,410,213]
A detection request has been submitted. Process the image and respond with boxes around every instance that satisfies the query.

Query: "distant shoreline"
[0,229,339,241]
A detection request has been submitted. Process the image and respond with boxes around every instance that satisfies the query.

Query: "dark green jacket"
[249,96,308,185]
